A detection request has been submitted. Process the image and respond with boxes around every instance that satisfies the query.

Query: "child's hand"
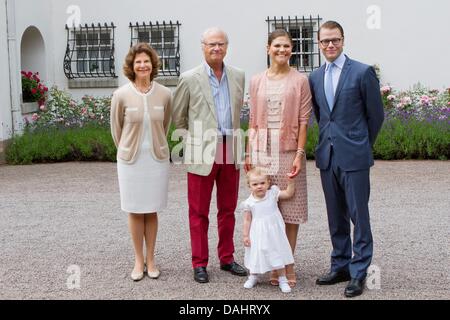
[243,236,251,247]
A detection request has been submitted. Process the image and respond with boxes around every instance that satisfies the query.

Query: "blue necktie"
[325,63,335,111]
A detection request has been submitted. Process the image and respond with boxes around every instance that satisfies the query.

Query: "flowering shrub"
[11,83,446,163]
[380,84,450,123]
[21,71,48,104]
[27,86,111,129]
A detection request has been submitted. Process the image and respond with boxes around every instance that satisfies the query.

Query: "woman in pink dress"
[245,29,312,287]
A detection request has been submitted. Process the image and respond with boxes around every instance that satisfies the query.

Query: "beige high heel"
[269,270,279,286]
[286,265,297,288]
[286,273,297,288]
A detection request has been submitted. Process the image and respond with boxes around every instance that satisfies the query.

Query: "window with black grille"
[266,16,322,73]
[130,21,181,77]
[64,23,117,79]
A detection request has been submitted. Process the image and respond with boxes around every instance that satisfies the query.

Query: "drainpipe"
[5,0,22,135]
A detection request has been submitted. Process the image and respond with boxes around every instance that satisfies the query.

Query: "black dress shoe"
[316,270,351,285]
[344,278,364,297]
[220,262,248,276]
[193,267,209,283]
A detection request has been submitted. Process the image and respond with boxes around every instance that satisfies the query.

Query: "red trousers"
[187,141,240,268]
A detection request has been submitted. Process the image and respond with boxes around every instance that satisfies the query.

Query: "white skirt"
[117,147,169,213]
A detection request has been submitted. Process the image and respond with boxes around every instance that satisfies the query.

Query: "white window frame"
[270,21,320,72]
[133,26,178,74]
[74,29,113,74]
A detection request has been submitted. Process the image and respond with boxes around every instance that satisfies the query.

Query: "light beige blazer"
[172,64,245,176]
[110,82,172,163]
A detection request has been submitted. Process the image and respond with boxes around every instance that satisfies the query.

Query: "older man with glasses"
[172,27,247,283]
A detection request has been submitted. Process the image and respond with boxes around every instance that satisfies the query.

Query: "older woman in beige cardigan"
[111,43,171,281]
[245,30,312,287]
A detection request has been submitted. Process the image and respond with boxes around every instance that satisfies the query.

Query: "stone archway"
[20,26,46,114]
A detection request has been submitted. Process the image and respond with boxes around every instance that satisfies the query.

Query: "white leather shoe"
[147,269,161,279]
[244,275,259,289]
[278,276,292,293]
[131,270,144,281]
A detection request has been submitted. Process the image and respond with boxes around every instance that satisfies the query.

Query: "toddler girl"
[241,167,295,293]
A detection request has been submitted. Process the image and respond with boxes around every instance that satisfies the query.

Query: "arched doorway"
[20,26,46,114]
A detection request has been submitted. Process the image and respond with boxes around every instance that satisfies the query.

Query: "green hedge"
[5,121,449,165]
[373,119,449,160]
[5,125,116,164]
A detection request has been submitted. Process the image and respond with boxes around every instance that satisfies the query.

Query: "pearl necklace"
[134,81,152,94]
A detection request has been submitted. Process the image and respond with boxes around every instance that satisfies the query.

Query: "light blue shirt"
[324,53,346,95]
[205,63,232,136]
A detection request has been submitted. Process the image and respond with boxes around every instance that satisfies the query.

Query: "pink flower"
[31,113,39,121]
[420,95,430,106]
[387,95,396,101]
[39,105,45,111]
[401,97,412,105]
[381,86,391,94]
[81,107,87,114]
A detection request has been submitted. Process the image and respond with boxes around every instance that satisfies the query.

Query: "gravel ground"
[0,161,449,300]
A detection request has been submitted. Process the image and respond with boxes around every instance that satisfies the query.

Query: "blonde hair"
[246,167,270,186]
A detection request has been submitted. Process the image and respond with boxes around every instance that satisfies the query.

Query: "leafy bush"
[6,125,115,164]
[27,87,111,129]
[381,84,450,122]
[5,85,449,164]
[373,119,449,160]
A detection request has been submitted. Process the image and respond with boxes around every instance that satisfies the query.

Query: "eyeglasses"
[202,42,227,48]
[319,38,343,46]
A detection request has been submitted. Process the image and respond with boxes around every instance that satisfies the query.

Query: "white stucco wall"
[49,0,449,96]
[1,0,13,145]
[4,0,450,109]
[14,0,53,87]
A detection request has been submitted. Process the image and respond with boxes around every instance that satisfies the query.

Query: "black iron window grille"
[64,23,117,79]
[130,21,181,76]
[266,16,322,73]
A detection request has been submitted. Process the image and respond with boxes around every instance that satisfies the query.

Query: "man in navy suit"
[309,21,384,297]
